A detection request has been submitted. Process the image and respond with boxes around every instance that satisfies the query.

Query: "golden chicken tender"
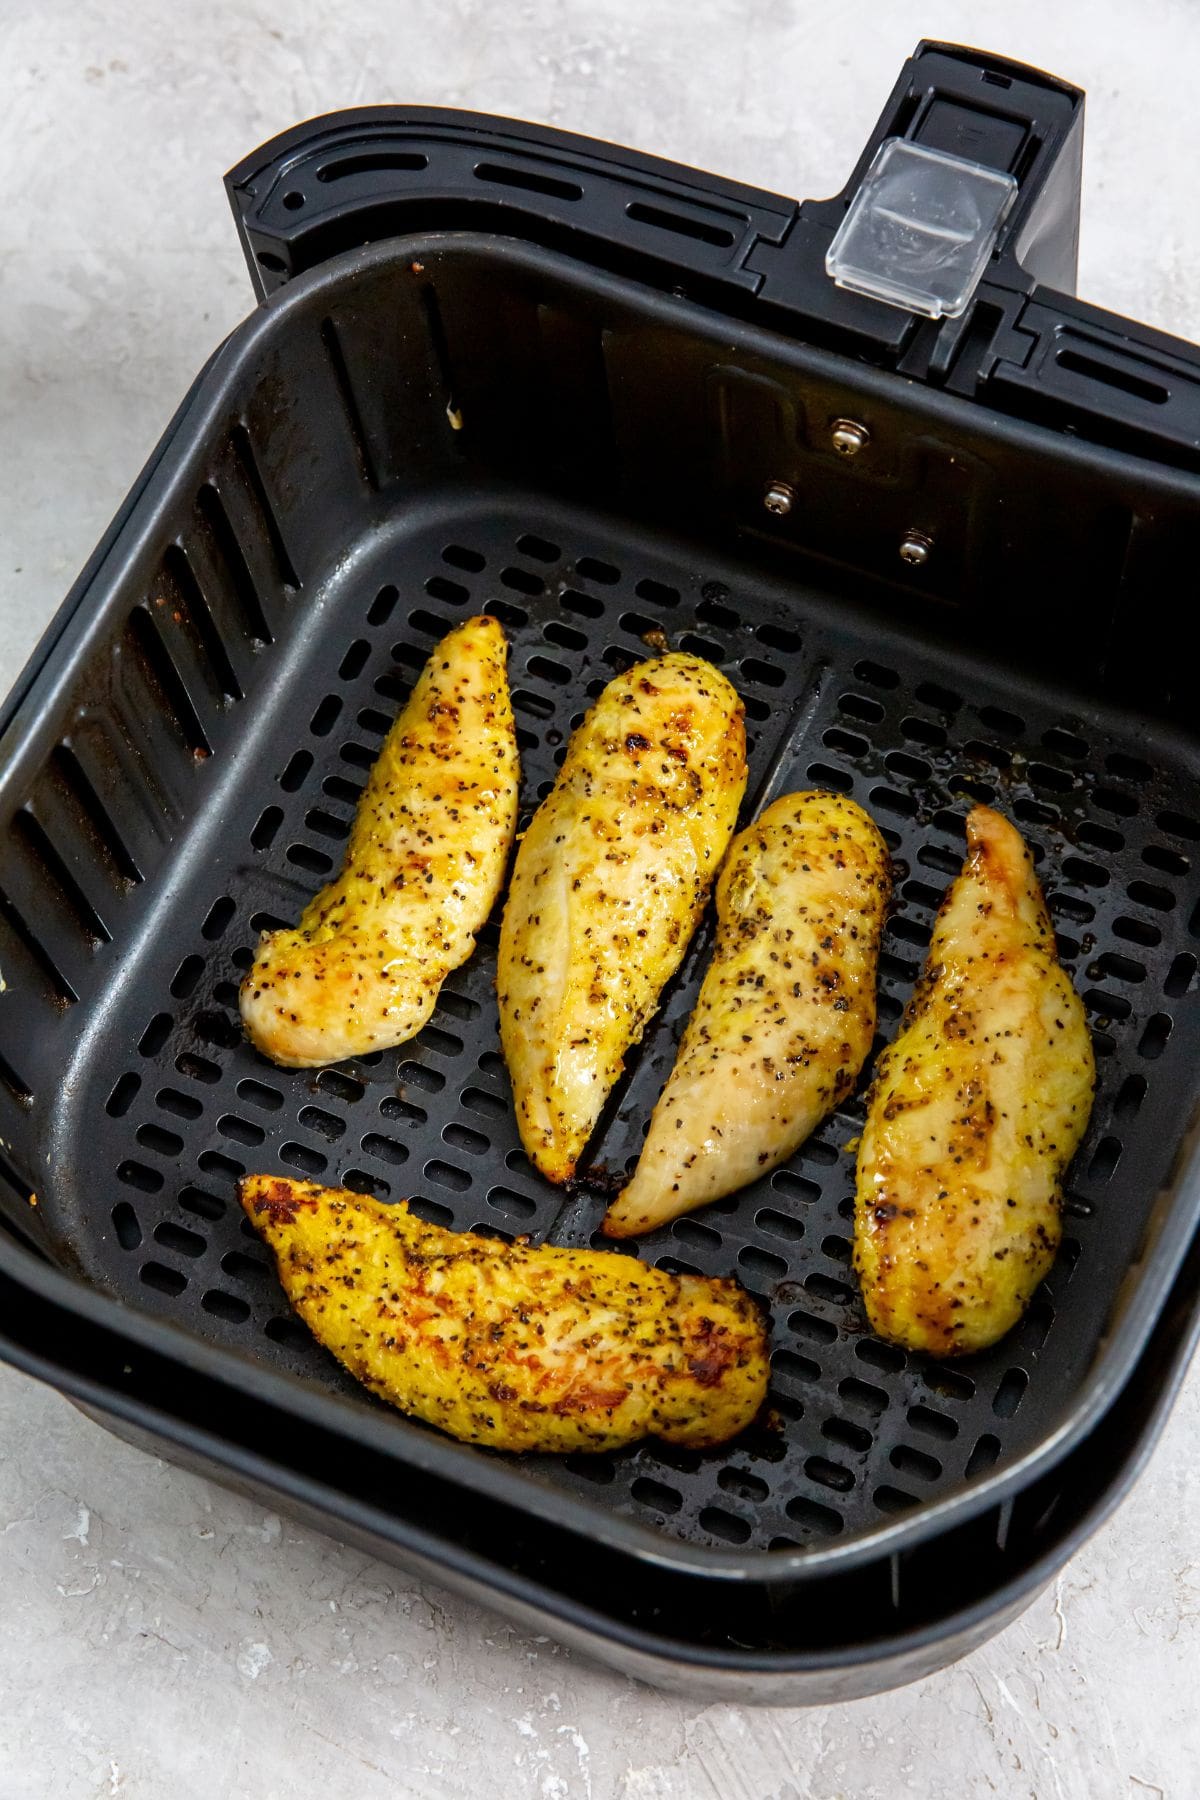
[854,804,1095,1357]
[240,1175,769,1452]
[240,616,518,1068]
[497,652,747,1184]
[604,790,890,1237]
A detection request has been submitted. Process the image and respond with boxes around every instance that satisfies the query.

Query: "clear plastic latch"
[825,138,1018,320]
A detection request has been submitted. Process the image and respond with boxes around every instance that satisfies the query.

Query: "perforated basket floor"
[24,488,1199,1559]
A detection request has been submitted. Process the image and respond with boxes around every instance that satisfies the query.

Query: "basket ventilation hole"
[202,1290,251,1321]
[772,1349,820,1385]
[487,1186,536,1220]
[110,1202,142,1250]
[874,1485,918,1514]
[785,1495,844,1537]
[915,678,959,707]
[117,1159,163,1194]
[965,1434,1001,1477]
[265,1315,313,1350]
[287,843,332,876]
[698,1505,752,1543]
[327,1166,381,1201]
[906,1404,958,1441]
[634,577,680,608]
[807,763,854,794]
[576,555,620,585]
[176,1053,221,1084]
[156,1087,202,1122]
[824,727,867,758]
[105,1073,141,1118]
[154,1221,205,1258]
[170,954,205,999]
[890,1444,942,1482]
[697,593,738,630]
[564,1454,616,1485]
[787,1309,835,1347]
[217,1114,265,1148]
[821,1416,871,1453]
[855,1338,905,1374]
[992,1368,1029,1418]
[1166,953,1196,996]
[742,657,785,689]
[280,1142,326,1176]
[138,1013,173,1056]
[309,695,342,736]
[1138,1014,1172,1059]
[425,575,468,605]
[630,1477,682,1515]
[439,544,483,573]
[180,1187,225,1222]
[140,1262,187,1297]
[516,534,560,562]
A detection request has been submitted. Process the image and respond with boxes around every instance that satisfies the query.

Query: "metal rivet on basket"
[763,482,795,516]
[831,419,870,457]
[899,530,933,567]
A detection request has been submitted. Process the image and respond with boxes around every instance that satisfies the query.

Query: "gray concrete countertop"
[2,3,1198,1793]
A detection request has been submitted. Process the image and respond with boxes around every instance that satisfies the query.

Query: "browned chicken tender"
[240,616,518,1067]
[854,805,1095,1356]
[241,1175,769,1452]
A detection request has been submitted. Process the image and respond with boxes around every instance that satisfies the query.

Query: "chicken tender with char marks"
[241,1174,769,1452]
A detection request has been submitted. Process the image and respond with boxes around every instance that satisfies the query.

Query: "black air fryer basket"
[3,42,1200,1701]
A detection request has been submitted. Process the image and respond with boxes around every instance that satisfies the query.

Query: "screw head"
[831,418,870,457]
[899,530,933,568]
[763,482,795,516]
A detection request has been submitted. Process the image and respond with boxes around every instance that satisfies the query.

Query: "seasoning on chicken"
[854,804,1095,1357]
[240,616,518,1068]
[603,791,890,1237]
[240,1175,769,1452]
[498,652,747,1184]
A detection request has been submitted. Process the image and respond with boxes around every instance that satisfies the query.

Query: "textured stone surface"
[2,2,1199,1793]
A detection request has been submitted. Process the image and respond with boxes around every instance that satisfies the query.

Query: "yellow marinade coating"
[240,616,518,1068]
[854,804,1095,1357]
[240,1175,769,1452]
[604,791,891,1237]
[497,652,747,1184]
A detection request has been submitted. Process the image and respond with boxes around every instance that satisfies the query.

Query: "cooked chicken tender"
[498,652,747,1184]
[604,791,890,1236]
[240,616,517,1067]
[241,1175,769,1452]
[854,805,1095,1356]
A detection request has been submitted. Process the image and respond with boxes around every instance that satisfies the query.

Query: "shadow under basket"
[3,47,1200,1699]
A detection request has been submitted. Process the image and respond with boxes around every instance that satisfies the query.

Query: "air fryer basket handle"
[223,53,1200,469]
[224,41,1083,313]
[223,101,798,306]
[820,41,1086,295]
